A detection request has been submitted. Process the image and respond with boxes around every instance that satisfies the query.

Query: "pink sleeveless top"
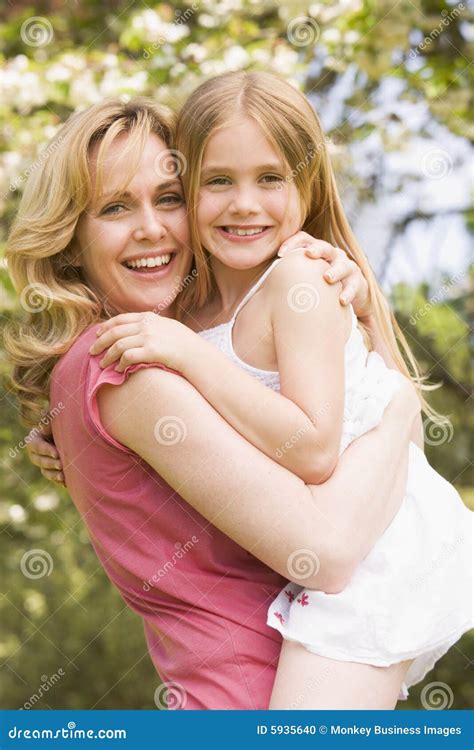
[50,324,286,710]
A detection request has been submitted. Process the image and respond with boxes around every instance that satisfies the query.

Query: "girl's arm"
[98,365,419,593]
[90,254,349,484]
[182,254,346,484]
[94,255,346,485]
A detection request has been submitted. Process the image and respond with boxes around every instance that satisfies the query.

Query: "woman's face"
[196,117,303,272]
[75,133,193,316]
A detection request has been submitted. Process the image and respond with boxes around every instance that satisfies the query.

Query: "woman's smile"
[75,133,193,315]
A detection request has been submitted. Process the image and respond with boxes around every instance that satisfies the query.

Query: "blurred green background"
[0,0,472,710]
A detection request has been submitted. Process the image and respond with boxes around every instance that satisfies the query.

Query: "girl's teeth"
[125,254,171,269]
[225,227,265,236]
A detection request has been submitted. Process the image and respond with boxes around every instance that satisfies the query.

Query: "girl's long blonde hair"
[5,98,176,427]
[175,70,439,418]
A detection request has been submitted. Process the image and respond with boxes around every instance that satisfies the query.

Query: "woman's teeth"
[223,227,266,236]
[125,253,172,269]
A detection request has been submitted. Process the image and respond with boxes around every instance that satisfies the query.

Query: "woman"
[6,98,420,709]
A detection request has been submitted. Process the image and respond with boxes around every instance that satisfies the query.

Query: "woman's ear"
[67,239,83,268]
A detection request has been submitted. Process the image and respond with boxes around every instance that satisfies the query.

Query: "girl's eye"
[158,193,184,206]
[206,176,231,186]
[261,174,284,184]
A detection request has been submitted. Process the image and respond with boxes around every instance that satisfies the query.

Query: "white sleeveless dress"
[199,258,473,700]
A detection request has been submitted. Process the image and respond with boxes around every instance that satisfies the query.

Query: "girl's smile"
[197,117,303,272]
[216,225,274,242]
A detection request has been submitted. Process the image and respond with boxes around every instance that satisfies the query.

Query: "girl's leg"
[269,639,413,710]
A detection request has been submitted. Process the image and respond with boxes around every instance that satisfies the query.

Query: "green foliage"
[1,0,472,711]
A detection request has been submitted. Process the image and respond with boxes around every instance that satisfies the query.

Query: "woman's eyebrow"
[99,179,182,200]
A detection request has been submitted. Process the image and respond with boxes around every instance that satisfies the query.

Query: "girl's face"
[197,117,303,271]
[75,133,192,316]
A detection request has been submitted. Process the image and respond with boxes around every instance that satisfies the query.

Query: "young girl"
[57,73,474,707]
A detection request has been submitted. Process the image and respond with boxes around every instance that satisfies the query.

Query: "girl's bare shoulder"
[263,252,338,306]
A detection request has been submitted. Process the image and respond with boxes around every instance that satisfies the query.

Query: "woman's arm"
[98,366,419,594]
[22,240,374,484]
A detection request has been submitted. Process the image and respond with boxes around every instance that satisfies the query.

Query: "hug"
[6,71,472,710]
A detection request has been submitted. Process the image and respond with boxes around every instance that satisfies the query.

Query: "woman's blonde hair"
[5,97,176,427]
[176,70,440,418]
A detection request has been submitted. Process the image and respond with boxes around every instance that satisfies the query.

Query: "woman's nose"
[132,205,167,242]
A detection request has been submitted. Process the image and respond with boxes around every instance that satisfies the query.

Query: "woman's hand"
[26,429,65,485]
[278,232,371,319]
[90,312,195,372]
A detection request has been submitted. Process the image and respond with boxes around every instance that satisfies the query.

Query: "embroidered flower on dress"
[274,612,285,625]
[297,593,309,607]
[284,590,295,602]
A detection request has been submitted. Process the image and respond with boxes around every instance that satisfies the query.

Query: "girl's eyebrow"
[201,162,285,175]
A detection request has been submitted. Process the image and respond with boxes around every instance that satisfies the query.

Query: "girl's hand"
[26,429,65,485]
[90,312,194,373]
[278,232,371,319]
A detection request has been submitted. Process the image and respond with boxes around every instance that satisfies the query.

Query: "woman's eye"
[261,174,284,184]
[158,193,184,206]
[101,203,125,216]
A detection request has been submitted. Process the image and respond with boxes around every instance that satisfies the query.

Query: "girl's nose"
[229,187,260,216]
[132,206,167,242]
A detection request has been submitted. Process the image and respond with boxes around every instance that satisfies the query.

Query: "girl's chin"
[215,252,277,270]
